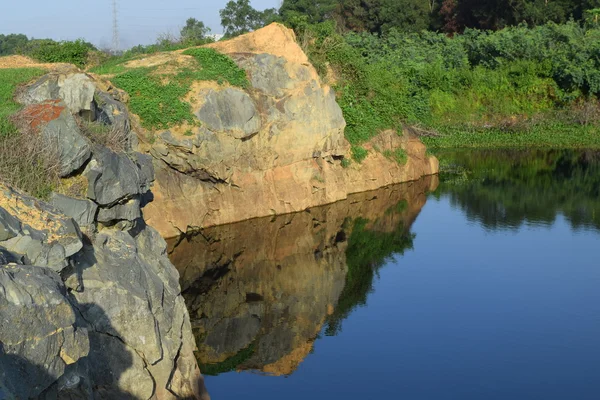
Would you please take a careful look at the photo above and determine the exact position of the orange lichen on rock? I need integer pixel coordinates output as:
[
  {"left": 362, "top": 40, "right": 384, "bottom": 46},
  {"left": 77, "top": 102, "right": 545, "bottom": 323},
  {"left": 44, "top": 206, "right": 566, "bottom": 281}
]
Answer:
[{"left": 19, "top": 100, "right": 65, "bottom": 130}]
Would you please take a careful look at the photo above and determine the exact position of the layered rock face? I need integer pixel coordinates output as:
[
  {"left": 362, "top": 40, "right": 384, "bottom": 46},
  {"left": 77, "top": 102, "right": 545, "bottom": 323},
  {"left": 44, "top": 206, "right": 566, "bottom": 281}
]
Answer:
[
  {"left": 140, "top": 23, "right": 439, "bottom": 238},
  {"left": 0, "top": 71, "right": 207, "bottom": 399},
  {"left": 168, "top": 176, "right": 437, "bottom": 376}
]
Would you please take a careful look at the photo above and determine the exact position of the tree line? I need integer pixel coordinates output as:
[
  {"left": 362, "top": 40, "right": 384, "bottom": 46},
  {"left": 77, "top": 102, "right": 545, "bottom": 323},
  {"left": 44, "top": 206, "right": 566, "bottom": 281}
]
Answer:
[{"left": 218, "top": 0, "right": 600, "bottom": 36}]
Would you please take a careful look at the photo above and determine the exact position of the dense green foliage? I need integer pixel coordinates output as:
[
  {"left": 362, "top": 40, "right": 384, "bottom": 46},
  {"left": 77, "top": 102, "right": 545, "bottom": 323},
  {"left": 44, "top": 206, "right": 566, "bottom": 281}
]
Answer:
[
  {"left": 279, "top": 0, "right": 600, "bottom": 33},
  {"left": 0, "top": 34, "right": 29, "bottom": 56},
  {"left": 435, "top": 149, "right": 600, "bottom": 231},
  {"left": 325, "top": 209, "right": 415, "bottom": 336},
  {"left": 297, "top": 21, "right": 600, "bottom": 149},
  {"left": 18, "top": 39, "right": 96, "bottom": 68},
  {"left": 109, "top": 48, "right": 248, "bottom": 130}
]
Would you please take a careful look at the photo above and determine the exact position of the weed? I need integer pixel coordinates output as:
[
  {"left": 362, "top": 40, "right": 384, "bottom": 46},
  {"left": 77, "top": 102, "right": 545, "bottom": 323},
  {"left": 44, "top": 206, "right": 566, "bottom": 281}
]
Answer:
[
  {"left": 78, "top": 120, "right": 129, "bottom": 152},
  {"left": 383, "top": 148, "right": 408, "bottom": 165},
  {"left": 341, "top": 158, "right": 351, "bottom": 168},
  {"left": 351, "top": 145, "right": 368, "bottom": 163},
  {"left": 183, "top": 129, "right": 193, "bottom": 136}
]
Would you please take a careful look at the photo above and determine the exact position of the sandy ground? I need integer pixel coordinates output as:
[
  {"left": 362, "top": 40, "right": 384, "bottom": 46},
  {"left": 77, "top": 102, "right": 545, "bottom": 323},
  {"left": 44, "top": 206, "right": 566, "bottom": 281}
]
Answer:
[{"left": 0, "top": 55, "right": 73, "bottom": 70}]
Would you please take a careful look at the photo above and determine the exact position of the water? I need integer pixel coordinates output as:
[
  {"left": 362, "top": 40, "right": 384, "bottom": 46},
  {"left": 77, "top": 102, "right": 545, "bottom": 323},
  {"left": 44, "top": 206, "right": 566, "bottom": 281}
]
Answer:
[{"left": 168, "top": 149, "right": 600, "bottom": 400}]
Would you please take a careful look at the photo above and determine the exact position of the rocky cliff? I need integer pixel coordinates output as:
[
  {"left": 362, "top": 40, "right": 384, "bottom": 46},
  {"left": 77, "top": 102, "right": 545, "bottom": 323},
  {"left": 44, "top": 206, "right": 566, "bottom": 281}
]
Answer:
[
  {"left": 168, "top": 176, "right": 437, "bottom": 376},
  {"left": 0, "top": 69, "right": 208, "bottom": 399},
  {"left": 122, "top": 23, "right": 439, "bottom": 238}
]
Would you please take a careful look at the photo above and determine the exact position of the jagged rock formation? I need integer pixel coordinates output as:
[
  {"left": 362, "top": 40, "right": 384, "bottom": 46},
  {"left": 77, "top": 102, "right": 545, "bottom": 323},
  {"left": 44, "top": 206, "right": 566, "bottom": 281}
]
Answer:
[
  {"left": 131, "top": 23, "right": 439, "bottom": 238},
  {"left": 0, "top": 71, "right": 207, "bottom": 399},
  {"left": 168, "top": 176, "right": 437, "bottom": 376}
]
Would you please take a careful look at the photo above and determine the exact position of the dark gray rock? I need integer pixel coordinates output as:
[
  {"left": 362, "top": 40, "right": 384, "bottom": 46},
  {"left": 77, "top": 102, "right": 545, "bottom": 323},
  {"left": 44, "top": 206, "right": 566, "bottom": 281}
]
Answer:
[
  {"left": 50, "top": 193, "right": 98, "bottom": 228},
  {"left": 93, "top": 90, "right": 131, "bottom": 145},
  {"left": 0, "top": 264, "right": 90, "bottom": 400},
  {"left": 42, "top": 106, "right": 92, "bottom": 177},
  {"left": 84, "top": 147, "right": 145, "bottom": 206},
  {"left": 97, "top": 197, "right": 141, "bottom": 223},
  {"left": 196, "top": 88, "right": 261, "bottom": 139}
]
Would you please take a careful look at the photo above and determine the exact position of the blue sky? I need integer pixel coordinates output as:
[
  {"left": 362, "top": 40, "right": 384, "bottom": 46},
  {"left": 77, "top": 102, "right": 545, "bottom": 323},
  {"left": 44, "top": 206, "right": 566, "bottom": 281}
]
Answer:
[{"left": 0, "top": 0, "right": 280, "bottom": 50}]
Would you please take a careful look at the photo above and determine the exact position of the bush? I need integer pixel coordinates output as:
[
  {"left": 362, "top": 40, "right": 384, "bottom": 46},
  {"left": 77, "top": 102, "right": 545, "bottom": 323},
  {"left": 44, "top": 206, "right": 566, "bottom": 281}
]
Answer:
[
  {"left": 295, "top": 21, "right": 600, "bottom": 149},
  {"left": 19, "top": 39, "right": 96, "bottom": 68}
]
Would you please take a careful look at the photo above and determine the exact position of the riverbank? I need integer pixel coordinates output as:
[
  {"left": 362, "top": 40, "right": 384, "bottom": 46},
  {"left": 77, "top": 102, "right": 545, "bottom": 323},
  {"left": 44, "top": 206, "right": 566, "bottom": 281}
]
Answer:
[{"left": 297, "top": 21, "right": 600, "bottom": 152}]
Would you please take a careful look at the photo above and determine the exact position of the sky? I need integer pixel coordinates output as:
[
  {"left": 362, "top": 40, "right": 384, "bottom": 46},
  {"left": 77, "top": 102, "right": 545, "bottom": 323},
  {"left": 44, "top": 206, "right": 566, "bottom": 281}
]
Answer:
[{"left": 0, "top": 0, "right": 280, "bottom": 50}]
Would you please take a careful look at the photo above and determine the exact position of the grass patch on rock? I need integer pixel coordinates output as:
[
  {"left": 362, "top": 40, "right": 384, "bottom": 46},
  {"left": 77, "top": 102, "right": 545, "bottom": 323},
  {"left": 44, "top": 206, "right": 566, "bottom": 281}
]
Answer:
[
  {"left": 383, "top": 148, "right": 408, "bottom": 165},
  {"left": 107, "top": 48, "right": 248, "bottom": 130},
  {"left": 0, "top": 68, "right": 45, "bottom": 136}
]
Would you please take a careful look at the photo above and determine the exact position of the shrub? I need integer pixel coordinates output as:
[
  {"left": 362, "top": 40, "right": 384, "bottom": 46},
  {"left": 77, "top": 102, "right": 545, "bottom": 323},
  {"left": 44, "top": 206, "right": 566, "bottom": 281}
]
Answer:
[{"left": 19, "top": 39, "right": 96, "bottom": 68}]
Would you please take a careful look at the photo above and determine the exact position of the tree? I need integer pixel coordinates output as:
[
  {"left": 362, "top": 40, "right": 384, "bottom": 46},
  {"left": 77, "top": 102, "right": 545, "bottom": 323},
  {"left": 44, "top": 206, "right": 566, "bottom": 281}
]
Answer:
[
  {"left": 280, "top": 0, "right": 339, "bottom": 24},
  {"left": 336, "top": 0, "right": 431, "bottom": 33},
  {"left": 0, "top": 34, "right": 29, "bottom": 56},
  {"left": 180, "top": 18, "right": 211, "bottom": 43},
  {"left": 220, "top": 0, "right": 263, "bottom": 37}
]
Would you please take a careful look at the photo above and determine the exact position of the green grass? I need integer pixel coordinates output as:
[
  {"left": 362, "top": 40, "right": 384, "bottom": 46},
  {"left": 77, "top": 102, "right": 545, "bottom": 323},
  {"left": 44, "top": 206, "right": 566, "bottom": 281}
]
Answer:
[
  {"left": 106, "top": 48, "right": 248, "bottom": 130},
  {"left": 351, "top": 145, "right": 368, "bottom": 163},
  {"left": 383, "top": 148, "right": 408, "bottom": 165},
  {"left": 111, "top": 67, "right": 194, "bottom": 130},
  {"left": 423, "top": 122, "right": 600, "bottom": 150},
  {"left": 0, "top": 68, "right": 45, "bottom": 136},
  {"left": 181, "top": 48, "right": 249, "bottom": 88}
]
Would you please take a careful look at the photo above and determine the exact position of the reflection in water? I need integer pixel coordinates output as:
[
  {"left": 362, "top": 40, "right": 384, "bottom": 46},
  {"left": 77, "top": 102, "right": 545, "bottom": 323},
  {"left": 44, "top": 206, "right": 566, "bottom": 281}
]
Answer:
[
  {"left": 167, "top": 176, "right": 438, "bottom": 376},
  {"left": 435, "top": 149, "right": 600, "bottom": 231}
]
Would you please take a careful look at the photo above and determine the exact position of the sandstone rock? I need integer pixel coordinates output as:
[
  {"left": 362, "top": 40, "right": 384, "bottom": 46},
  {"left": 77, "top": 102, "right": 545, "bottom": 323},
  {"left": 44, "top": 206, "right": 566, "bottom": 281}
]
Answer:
[
  {"left": 50, "top": 193, "right": 98, "bottom": 228},
  {"left": 0, "top": 182, "right": 83, "bottom": 271},
  {"left": 0, "top": 264, "right": 89, "bottom": 399},
  {"left": 196, "top": 88, "right": 261, "bottom": 139}
]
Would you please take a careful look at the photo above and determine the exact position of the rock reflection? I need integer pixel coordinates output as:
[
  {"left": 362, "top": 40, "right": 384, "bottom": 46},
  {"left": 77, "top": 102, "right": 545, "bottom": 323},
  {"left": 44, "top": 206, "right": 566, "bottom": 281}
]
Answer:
[{"left": 167, "top": 176, "right": 438, "bottom": 376}]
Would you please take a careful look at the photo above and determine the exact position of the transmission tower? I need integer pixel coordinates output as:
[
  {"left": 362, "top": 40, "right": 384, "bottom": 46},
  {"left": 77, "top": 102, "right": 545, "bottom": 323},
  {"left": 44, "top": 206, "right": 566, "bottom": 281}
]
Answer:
[{"left": 112, "top": 0, "right": 120, "bottom": 54}]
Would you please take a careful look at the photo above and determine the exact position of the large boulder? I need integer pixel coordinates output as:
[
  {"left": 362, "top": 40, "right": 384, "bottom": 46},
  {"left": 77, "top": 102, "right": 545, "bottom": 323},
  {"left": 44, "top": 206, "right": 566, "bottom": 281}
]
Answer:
[
  {"left": 139, "top": 24, "right": 439, "bottom": 237},
  {"left": 17, "top": 72, "right": 96, "bottom": 115},
  {"left": 21, "top": 100, "right": 92, "bottom": 177}
]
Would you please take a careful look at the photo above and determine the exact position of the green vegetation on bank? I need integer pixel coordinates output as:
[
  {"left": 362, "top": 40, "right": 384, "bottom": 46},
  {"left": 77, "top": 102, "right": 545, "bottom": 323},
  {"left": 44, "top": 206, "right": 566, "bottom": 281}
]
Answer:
[
  {"left": 295, "top": 20, "right": 600, "bottom": 150},
  {"left": 108, "top": 48, "right": 248, "bottom": 130}
]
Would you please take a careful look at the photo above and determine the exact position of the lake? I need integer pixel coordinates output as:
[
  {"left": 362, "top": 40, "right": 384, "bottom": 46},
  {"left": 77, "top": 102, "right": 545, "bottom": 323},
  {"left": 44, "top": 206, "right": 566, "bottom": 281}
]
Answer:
[{"left": 168, "top": 149, "right": 600, "bottom": 400}]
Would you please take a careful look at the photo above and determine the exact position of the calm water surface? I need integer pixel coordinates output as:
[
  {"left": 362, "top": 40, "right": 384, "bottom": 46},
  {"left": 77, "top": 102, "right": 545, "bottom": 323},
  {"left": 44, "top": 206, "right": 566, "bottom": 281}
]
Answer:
[{"left": 169, "top": 149, "right": 600, "bottom": 400}]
